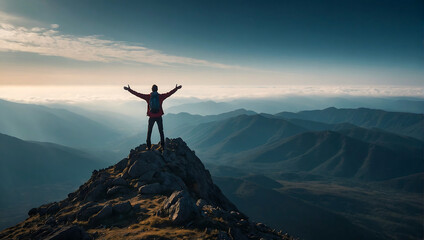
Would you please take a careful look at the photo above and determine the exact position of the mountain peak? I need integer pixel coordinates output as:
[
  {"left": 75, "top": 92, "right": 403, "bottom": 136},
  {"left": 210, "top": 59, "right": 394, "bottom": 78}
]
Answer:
[{"left": 1, "top": 138, "right": 291, "bottom": 239}]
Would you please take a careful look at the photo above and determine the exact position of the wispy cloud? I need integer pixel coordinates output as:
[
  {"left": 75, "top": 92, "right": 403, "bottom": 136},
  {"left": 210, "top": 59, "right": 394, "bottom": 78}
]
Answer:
[{"left": 0, "top": 21, "right": 239, "bottom": 69}]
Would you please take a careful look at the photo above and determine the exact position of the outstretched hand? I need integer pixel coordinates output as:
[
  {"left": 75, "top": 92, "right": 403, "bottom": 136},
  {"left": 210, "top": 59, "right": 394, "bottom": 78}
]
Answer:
[
  {"left": 124, "top": 84, "right": 131, "bottom": 91},
  {"left": 176, "top": 84, "right": 182, "bottom": 90}
]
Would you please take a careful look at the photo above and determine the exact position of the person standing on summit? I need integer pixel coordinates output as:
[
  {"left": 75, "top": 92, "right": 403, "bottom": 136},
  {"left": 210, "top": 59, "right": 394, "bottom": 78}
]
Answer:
[{"left": 124, "top": 84, "right": 182, "bottom": 150}]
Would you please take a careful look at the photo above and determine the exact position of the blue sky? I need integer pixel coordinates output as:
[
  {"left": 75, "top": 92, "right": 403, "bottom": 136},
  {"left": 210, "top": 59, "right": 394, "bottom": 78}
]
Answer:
[{"left": 0, "top": 0, "right": 423, "bottom": 89}]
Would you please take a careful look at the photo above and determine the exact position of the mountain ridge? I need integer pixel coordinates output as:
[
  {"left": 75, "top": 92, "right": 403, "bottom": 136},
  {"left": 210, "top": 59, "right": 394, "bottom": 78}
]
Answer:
[
  {"left": 232, "top": 130, "right": 423, "bottom": 181},
  {"left": 276, "top": 107, "right": 424, "bottom": 140}
]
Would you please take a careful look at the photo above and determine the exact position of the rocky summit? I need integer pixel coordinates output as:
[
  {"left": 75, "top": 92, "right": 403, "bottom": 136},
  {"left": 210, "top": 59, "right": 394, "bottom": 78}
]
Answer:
[{"left": 0, "top": 138, "right": 292, "bottom": 240}]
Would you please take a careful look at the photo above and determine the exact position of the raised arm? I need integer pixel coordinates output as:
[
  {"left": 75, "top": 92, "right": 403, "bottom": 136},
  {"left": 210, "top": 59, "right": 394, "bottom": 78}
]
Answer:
[
  {"left": 124, "top": 85, "right": 149, "bottom": 101},
  {"left": 161, "top": 84, "right": 182, "bottom": 100}
]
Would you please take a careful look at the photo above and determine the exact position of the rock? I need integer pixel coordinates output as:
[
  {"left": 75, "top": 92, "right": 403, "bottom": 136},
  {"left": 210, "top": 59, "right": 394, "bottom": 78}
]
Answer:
[
  {"left": 29, "top": 201, "right": 59, "bottom": 216},
  {"left": 28, "top": 207, "right": 38, "bottom": 216},
  {"left": 106, "top": 186, "right": 129, "bottom": 196},
  {"left": 230, "top": 210, "right": 247, "bottom": 221},
  {"left": 77, "top": 205, "right": 102, "bottom": 221},
  {"left": 88, "top": 204, "right": 112, "bottom": 226},
  {"left": 160, "top": 190, "right": 199, "bottom": 224},
  {"left": 45, "top": 217, "right": 56, "bottom": 226},
  {"left": 160, "top": 172, "right": 187, "bottom": 192},
  {"left": 138, "top": 183, "right": 163, "bottom": 194},
  {"left": 114, "top": 158, "right": 128, "bottom": 172},
  {"left": 196, "top": 199, "right": 207, "bottom": 209},
  {"left": 84, "top": 182, "right": 106, "bottom": 202},
  {"left": 127, "top": 151, "right": 164, "bottom": 178},
  {"left": 45, "top": 225, "right": 89, "bottom": 240},
  {"left": 134, "top": 180, "right": 146, "bottom": 188},
  {"left": 256, "top": 222, "right": 271, "bottom": 232},
  {"left": 238, "top": 218, "right": 250, "bottom": 228},
  {"left": 139, "top": 170, "right": 156, "bottom": 182},
  {"left": 111, "top": 177, "right": 128, "bottom": 186},
  {"left": 56, "top": 212, "right": 76, "bottom": 224},
  {"left": 113, "top": 201, "right": 132, "bottom": 214},
  {"left": 46, "top": 202, "right": 60, "bottom": 214}
]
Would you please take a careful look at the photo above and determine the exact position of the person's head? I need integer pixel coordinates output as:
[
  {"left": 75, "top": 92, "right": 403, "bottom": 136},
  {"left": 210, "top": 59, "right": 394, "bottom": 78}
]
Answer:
[{"left": 152, "top": 84, "right": 158, "bottom": 92}]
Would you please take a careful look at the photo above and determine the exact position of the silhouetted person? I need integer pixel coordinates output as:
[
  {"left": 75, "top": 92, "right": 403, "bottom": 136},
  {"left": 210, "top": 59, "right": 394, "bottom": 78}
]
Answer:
[{"left": 124, "top": 84, "right": 182, "bottom": 150}]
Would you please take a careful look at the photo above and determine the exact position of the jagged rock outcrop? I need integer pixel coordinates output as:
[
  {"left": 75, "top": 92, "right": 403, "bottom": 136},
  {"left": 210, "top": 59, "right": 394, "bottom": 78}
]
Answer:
[{"left": 0, "top": 138, "right": 292, "bottom": 240}]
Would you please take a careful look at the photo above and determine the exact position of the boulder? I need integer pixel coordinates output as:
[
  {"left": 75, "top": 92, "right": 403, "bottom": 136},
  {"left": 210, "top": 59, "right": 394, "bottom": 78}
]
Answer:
[
  {"left": 106, "top": 186, "right": 129, "bottom": 196},
  {"left": 160, "top": 172, "right": 187, "bottom": 192},
  {"left": 88, "top": 204, "right": 112, "bottom": 226},
  {"left": 46, "top": 202, "right": 60, "bottom": 214},
  {"left": 114, "top": 158, "right": 129, "bottom": 172},
  {"left": 45, "top": 217, "right": 56, "bottom": 226},
  {"left": 134, "top": 180, "right": 146, "bottom": 188},
  {"left": 160, "top": 190, "right": 199, "bottom": 224},
  {"left": 113, "top": 201, "right": 132, "bottom": 214},
  {"left": 127, "top": 151, "right": 164, "bottom": 178},
  {"left": 28, "top": 207, "right": 38, "bottom": 216},
  {"left": 138, "top": 170, "right": 156, "bottom": 182},
  {"left": 56, "top": 212, "right": 76, "bottom": 224},
  {"left": 76, "top": 205, "right": 102, "bottom": 221},
  {"left": 138, "top": 183, "right": 163, "bottom": 194},
  {"left": 84, "top": 182, "right": 106, "bottom": 202},
  {"left": 111, "top": 177, "right": 128, "bottom": 186}
]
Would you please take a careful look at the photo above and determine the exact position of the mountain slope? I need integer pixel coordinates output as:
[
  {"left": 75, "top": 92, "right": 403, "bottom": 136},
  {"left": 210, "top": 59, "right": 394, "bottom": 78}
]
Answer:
[
  {"left": 0, "top": 133, "right": 104, "bottom": 187},
  {"left": 179, "top": 114, "right": 307, "bottom": 156},
  {"left": 281, "top": 117, "right": 424, "bottom": 158},
  {"left": 0, "top": 99, "right": 120, "bottom": 148},
  {"left": 276, "top": 107, "right": 424, "bottom": 140},
  {"left": 0, "top": 139, "right": 291, "bottom": 240},
  {"left": 214, "top": 176, "right": 384, "bottom": 240},
  {"left": 0, "top": 133, "right": 106, "bottom": 230},
  {"left": 234, "top": 131, "right": 423, "bottom": 180}
]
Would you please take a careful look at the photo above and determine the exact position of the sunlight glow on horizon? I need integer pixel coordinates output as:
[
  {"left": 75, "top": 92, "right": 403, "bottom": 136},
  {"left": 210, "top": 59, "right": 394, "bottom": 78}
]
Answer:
[{"left": 0, "top": 85, "right": 422, "bottom": 104}]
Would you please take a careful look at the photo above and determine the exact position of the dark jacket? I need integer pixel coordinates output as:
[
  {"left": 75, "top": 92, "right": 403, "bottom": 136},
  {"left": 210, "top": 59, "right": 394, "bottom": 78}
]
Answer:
[{"left": 128, "top": 87, "right": 178, "bottom": 117}]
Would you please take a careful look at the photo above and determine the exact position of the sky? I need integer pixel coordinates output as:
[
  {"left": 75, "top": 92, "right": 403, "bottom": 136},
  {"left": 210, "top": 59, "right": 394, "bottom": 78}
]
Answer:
[{"left": 0, "top": 0, "right": 423, "bottom": 100}]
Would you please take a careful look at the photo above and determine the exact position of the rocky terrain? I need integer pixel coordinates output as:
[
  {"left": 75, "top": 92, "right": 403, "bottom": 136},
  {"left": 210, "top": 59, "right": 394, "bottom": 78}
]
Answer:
[{"left": 0, "top": 138, "right": 291, "bottom": 240}]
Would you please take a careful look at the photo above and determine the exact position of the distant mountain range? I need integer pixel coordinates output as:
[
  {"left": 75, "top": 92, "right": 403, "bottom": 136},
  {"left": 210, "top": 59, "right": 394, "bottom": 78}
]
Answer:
[
  {"left": 0, "top": 99, "right": 120, "bottom": 148},
  {"left": 164, "top": 108, "right": 256, "bottom": 129},
  {"left": 167, "top": 109, "right": 423, "bottom": 182},
  {"left": 174, "top": 114, "right": 307, "bottom": 155},
  {"left": 276, "top": 107, "right": 424, "bottom": 140},
  {"left": 166, "top": 97, "right": 424, "bottom": 115}
]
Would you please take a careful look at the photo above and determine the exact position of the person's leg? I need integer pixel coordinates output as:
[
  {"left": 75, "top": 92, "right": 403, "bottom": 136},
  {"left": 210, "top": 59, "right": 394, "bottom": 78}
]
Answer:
[
  {"left": 146, "top": 117, "right": 155, "bottom": 149},
  {"left": 157, "top": 117, "right": 165, "bottom": 147}
]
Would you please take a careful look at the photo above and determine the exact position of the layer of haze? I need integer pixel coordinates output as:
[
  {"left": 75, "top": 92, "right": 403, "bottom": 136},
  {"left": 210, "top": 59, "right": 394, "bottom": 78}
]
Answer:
[{"left": 1, "top": 85, "right": 423, "bottom": 104}]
